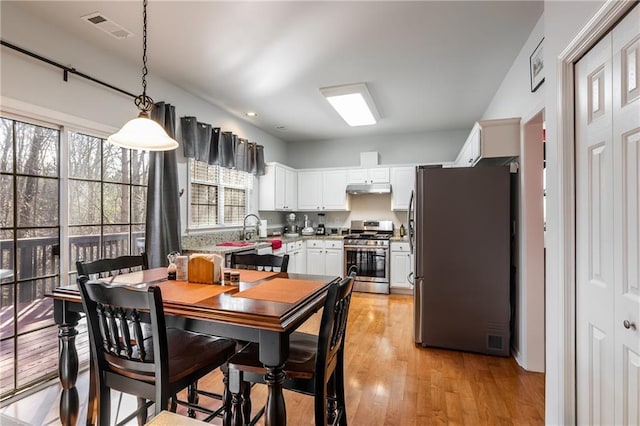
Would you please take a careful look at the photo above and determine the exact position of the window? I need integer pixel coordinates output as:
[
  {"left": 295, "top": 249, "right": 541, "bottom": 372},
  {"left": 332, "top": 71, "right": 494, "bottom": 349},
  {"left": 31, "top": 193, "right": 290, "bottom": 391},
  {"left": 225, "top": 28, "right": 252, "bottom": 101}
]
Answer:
[
  {"left": 189, "top": 160, "right": 252, "bottom": 228},
  {"left": 68, "top": 131, "right": 148, "bottom": 279},
  {"left": 0, "top": 116, "right": 148, "bottom": 399}
]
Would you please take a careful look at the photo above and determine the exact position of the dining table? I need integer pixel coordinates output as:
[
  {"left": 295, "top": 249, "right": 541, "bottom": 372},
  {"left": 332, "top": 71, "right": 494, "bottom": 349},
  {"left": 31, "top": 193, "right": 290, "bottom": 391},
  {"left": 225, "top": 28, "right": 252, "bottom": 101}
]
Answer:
[{"left": 47, "top": 267, "right": 339, "bottom": 426}]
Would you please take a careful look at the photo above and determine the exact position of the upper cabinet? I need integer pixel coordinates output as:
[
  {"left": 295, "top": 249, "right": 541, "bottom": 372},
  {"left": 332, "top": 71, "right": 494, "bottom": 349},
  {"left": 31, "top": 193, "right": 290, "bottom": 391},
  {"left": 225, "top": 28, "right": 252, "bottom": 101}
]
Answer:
[
  {"left": 390, "top": 166, "right": 415, "bottom": 210},
  {"left": 259, "top": 163, "right": 297, "bottom": 211},
  {"left": 454, "top": 118, "right": 521, "bottom": 167},
  {"left": 347, "top": 167, "right": 390, "bottom": 184},
  {"left": 298, "top": 169, "right": 349, "bottom": 211}
]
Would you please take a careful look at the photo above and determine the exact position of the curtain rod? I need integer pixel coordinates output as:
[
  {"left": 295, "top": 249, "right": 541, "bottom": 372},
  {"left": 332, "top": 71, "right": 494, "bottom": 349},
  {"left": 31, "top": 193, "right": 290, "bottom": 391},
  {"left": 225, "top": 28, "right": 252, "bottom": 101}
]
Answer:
[{"left": 1, "top": 39, "right": 137, "bottom": 99}]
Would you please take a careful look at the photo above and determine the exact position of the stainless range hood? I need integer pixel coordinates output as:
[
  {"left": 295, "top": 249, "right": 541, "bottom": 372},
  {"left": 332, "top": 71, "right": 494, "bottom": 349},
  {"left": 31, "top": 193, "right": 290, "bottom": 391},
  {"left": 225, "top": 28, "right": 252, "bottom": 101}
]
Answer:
[{"left": 345, "top": 182, "right": 392, "bottom": 194}]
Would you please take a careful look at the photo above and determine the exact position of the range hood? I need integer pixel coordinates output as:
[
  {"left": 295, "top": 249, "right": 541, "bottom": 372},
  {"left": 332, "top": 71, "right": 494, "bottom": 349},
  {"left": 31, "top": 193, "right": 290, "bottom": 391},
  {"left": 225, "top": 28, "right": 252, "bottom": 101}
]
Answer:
[{"left": 345, "top": 183, "right": 392, "bottom": 194}]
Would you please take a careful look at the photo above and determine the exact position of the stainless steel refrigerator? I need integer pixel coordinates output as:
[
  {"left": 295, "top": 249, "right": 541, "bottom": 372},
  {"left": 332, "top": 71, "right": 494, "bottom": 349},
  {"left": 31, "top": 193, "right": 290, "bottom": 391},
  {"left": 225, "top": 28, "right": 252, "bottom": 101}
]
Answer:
[{"left": 408, "top": 165, "right": 512, "bottom": 356}]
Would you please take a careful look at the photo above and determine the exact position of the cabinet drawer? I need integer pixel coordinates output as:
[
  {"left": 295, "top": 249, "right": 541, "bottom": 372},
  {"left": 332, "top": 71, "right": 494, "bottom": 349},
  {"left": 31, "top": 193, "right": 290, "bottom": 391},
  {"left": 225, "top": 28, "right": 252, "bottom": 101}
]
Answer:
[
  {"left": 325, "top": 240, "right": 343, "bottom": 250},
  {"left": 391, "top": 242, "right": 410, "bottom": 252},
  {"left": 306, "top": 239, "right": 324, "bottom": 249},
  {"left": 295, "top": 240, "right": 304, "bottom": 250}
]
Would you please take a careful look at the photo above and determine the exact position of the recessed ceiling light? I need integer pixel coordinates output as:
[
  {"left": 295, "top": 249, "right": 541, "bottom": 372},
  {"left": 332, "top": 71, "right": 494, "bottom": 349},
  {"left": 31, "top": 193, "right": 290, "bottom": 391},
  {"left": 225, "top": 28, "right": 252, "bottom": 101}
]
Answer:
[
  {"left": 320, "top": 83, "right": 379, "bottom": 127},
  {"left": 276, "top": 126, "right": 286, "bottom": 130},
  {"left": 245, "top": 112, "right": 257, "bottom": 117}
]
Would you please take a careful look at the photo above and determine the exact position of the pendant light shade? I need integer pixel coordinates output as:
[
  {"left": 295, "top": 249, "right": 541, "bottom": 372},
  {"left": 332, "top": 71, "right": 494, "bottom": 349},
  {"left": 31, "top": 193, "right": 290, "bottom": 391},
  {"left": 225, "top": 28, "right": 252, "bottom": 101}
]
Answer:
[
  {"left": 107, "top": 0, "right": 178, "bottom": 151},
  {"left": 108, "top": 113, "right": 179, "bottom": 151}
]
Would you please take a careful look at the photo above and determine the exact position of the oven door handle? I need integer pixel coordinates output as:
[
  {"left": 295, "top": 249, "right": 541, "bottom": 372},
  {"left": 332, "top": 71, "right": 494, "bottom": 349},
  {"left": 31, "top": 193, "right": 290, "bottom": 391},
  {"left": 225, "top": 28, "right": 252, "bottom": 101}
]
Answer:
[{"left": 344, "top": 246, "right": 389, "bottom": 251}]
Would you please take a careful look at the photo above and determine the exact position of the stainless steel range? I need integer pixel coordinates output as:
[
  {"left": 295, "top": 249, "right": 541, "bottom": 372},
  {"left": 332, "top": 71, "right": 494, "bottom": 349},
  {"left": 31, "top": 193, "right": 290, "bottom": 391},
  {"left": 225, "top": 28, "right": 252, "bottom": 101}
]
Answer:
[{"left": 343, "top": 220, "right": 393, "bottom": 294}]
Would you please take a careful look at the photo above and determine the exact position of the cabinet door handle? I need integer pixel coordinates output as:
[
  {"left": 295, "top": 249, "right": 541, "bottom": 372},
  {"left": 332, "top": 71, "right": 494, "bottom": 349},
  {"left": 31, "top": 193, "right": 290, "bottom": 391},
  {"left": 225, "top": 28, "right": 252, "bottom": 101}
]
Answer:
[{"left": 623, "top": 320, "right": 636, "bottom": 330}]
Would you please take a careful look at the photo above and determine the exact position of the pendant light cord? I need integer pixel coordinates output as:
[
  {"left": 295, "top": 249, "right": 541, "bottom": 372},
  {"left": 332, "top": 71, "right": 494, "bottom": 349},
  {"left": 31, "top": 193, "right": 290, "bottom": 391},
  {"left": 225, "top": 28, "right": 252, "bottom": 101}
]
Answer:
[{"left": 135, "top": 0, "right": 154, "bottom": 115}]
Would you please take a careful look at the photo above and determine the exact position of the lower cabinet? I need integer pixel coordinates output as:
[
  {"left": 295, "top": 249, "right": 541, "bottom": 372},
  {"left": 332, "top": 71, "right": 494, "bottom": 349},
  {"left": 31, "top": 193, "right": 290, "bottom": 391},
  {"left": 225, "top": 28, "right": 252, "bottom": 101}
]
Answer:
[
  {"left": 390, "top": 242, "right": 413, "bottom": 291},
  {"left": 306, "top": 239, "right": 343, "bottom": 276},
  {"left": 286, "top": 240, "right": 306, "bottom": 273}
]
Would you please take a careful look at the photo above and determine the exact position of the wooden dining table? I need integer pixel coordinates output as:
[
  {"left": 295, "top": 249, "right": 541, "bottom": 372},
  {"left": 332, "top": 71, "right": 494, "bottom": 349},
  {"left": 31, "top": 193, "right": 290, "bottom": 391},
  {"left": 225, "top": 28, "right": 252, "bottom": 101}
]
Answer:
[{"left": 47, "top": 267, "right": 339, "bottom": 426}]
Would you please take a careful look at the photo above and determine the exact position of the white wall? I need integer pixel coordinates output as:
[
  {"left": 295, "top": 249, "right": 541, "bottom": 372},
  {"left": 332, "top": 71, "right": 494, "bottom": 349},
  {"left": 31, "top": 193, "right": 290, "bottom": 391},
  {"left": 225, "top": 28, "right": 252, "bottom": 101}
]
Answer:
[
  {"left": 480, "top": 15, "right": 546, "bottom": 374},
  {"left": 0, "top": 2, "right": 288, "bottom": 232},
  {"left": 285, "top": 129, "right": 467, "bottom": 169}
]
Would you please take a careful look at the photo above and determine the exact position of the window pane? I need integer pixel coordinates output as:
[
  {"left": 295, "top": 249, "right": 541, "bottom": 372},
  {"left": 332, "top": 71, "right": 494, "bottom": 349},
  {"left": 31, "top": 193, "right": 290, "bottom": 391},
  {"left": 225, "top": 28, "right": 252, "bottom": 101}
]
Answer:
[
  {"left": 132, "top": 225, "right": 145, "bottom": 255},
  {"left": 15, "top": 122, "right": 57, "bottom": 177},
  {"left": 131, "top": 185, "right": 146, "bottom": 224},
  {"left": 0, "top": 338, "right": 15, "bottom": 396},
  {"left": 191, "top": 183, "right": 217, "bottom": 226},
  {"left": 223, "top": 188, "right": 246, "bottom": 224},
  {"left": 103, "top": 183, "right": 130, "bottom": 224},
  {"left": 0, "top": 284, "right": 14, "bottom": 339},
  {"left": 103, "top": 143, "right": 130, "bottom": 184},
  {"left": 16, "top": 326, "right": 57, "bottom": 387},
  {"left": 191, "top": 161, "right": 218, "bottom": 182},
  {"left": 0, "top": 175, "right": 13, "bottom": 228},
  {"left": 221, "top": 168, "right": 250, "bottom": 187},
  {"left": 15, "top": 176, "right": 58, "bottom": 227},
  {"left": 103, "top": 225, "right": 130, "bottom": 258},
  {"left": 69, "top": 180, "right": 101, "bottom": 226},
  {"left": 0, "top": 118, "right": 13, "bottom": 173},
  {"left": 69, "top": 132, "right": 101, "bottom": 180},
  {"left": 69, "top": 225, "right": 101, "bottom": 266},
  {"left": 16, "top": 278, "right": 55, "bottom": 334},
  {"left": 0, "top": 230, "right": 14, "bottom": 284},
  {"left": 131, "top": 150, "right": 148, "bottom": 186},
  {"left": 16, "top": 228, "right": 58, "bottom": 281}
]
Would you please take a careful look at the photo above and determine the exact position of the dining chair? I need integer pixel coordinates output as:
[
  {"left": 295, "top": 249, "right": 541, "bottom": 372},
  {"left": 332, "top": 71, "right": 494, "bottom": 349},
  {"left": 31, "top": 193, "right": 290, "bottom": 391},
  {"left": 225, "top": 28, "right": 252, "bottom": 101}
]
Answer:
[
  {"left": 76, "top": 253, "right": 149, "bottom": 279},
  {"left": 227, "top": 271, "right": 356, "bottom": 426},
  {"left": 77, "top": 276, "right": 236, "bottom": 425},
  {"left": 229, "top": 253, "right": 289, "bottom": 272}
]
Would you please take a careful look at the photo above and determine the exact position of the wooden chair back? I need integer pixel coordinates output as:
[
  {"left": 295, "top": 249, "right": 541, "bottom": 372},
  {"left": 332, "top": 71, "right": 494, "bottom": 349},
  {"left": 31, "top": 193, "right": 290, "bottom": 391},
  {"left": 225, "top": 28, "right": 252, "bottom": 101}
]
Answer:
[
  {"left": 230, "top": 253, "right": 289, "bottom": 272},
  {"left": 77, "top": 253, "right": 149, "bottom": 279}
]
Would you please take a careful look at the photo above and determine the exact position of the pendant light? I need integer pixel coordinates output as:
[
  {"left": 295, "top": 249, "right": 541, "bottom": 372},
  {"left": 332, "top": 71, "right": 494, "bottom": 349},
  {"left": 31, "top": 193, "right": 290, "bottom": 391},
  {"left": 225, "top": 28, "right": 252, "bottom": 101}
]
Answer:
[{"left": 107, "top": 0, "right": 178, "bottom": 151}]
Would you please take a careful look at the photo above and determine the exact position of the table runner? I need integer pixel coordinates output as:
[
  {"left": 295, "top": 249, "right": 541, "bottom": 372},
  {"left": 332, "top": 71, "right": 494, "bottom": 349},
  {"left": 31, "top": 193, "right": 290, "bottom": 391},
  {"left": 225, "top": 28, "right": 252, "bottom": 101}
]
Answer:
[
  {"left": 236, "top": 269, "right": 279, "bottom": 283},
  {"left": 158, "top": 281, "right": 232, "bottom": 304},
  {"left": 232, "top": 277, "right": 326, "bottom": 304}
]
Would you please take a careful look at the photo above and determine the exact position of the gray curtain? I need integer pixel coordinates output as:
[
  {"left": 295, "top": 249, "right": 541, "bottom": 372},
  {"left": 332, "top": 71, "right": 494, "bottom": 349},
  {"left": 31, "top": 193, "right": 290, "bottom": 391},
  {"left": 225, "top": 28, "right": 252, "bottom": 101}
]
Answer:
[{"left": 145, "top": 102, "right": 181, "bottom": 268}]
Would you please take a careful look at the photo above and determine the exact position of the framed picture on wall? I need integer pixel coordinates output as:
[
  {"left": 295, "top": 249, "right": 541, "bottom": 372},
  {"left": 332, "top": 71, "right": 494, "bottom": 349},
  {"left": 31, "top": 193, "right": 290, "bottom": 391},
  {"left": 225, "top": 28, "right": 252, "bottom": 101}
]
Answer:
[{"left": 530, "top": 38, "right": 544, "bottom": 92}]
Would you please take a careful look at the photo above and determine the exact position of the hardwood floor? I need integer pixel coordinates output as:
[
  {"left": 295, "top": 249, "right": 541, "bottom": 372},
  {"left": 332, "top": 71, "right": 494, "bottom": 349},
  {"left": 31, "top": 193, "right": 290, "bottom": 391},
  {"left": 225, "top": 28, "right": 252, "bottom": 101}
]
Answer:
[{"left": 0, "top": 292, "right": 545, "bottom": 425}]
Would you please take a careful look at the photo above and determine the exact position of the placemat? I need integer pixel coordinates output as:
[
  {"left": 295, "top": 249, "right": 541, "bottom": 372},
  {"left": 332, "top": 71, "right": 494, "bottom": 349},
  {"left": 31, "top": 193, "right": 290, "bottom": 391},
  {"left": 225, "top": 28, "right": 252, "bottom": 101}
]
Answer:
[
  {"left": 232, "top": 277, "right": 326, "bottom": 304},
  {"left": 237, "top": 269, "right": 279, "bottom": 283},
  {"left": 158, "top": 281, "right": 232, "bottom": 304}
]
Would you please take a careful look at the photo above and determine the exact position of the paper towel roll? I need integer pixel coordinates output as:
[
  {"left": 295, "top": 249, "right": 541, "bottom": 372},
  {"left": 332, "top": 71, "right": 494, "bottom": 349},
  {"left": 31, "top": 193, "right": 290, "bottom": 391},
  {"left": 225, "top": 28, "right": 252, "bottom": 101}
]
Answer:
[{"left": 260, "top": 220, "right": 267, "bottom": 238}]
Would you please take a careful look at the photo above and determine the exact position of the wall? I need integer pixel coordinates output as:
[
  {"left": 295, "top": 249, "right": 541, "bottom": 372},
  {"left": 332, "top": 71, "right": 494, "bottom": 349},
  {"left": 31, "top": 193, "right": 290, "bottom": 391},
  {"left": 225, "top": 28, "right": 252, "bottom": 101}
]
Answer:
[
  {"left": 0, "top": 2, "right": 289, "bottom": 234},
  {"left": 285, "top": 129, "right": 467, "bottom": 169},
  {"left": 480, "top": 15, "right": 546, "bottom": 374}
]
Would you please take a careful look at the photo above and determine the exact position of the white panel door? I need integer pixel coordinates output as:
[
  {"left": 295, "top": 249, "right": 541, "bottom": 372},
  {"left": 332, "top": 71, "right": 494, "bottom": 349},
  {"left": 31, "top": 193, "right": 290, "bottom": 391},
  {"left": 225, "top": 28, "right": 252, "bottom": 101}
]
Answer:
[
  {"left": 576, "top": 6, "right": 640, "bottom": 425},
  {"left": 306, "top": 248, "right": 325, "bottom": 275},
  {"left": 324, "top": 249, "right": 343, "bottom": 277},
  {"left": 322, "top": 170, "right": 348, "bottom": 210}
]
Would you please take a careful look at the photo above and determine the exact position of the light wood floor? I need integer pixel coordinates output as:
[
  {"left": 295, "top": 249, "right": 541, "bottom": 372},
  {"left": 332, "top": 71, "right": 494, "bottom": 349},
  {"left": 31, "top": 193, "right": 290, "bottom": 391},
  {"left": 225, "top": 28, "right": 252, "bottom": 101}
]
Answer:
[{"left": 1, "top": 292, "right": 545, "bottom": 425}]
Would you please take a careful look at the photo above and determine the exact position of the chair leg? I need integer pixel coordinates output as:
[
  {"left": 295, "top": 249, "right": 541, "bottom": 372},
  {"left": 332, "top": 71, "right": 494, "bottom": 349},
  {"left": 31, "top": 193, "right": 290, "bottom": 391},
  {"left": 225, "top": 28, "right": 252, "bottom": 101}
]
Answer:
[
  {"left": 187, "top": 381, "right": 199, "bottom": 418},
  {"left": 136, "top": 397, "right": 148, "bottom": 426},
  {"left": 169, "top": 394, "right": 178, "bottom": 412},
  {"left": 222, "top": 366, "right": 232, "bottom": 426},
  {"left": 241, "top": 380, "right": 252, "bottom": 425},
  {"left": 314, "top": 380, "right": 328, "bottom": 426},
  {"left": 327, "top": 374, "right": 337, "bottom": 425},
  {"left": 336, "top": 354, "right": 348, "bottom": 426},
  {"left": 228, "top": 368, "right": 244, "bottom": 426},
  {"left": 98, "top": 386, "right": 111, "bottom": 426}
]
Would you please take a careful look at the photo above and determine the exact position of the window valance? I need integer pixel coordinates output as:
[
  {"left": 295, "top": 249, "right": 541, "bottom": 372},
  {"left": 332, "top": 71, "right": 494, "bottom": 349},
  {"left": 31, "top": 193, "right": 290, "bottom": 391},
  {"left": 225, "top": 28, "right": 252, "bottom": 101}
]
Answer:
[{"left": 180, "top": 116, "right": 265, "bottom": 175}]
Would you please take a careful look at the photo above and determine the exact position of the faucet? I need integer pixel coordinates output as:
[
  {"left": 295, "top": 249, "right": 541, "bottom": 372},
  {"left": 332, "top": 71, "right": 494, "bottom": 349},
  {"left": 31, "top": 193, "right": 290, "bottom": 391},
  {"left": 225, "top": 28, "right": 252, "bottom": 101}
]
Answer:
[{"left": 242, "top": 213, "right": 261, "bottom": 241}]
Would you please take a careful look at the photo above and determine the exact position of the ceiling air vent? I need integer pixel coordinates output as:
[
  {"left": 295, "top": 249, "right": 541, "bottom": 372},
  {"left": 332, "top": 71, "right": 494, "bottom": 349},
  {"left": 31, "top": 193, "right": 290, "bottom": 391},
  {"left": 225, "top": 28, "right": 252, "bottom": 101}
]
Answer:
[{"left": 81, "top": 12, "right": 133, "bottom": 39}]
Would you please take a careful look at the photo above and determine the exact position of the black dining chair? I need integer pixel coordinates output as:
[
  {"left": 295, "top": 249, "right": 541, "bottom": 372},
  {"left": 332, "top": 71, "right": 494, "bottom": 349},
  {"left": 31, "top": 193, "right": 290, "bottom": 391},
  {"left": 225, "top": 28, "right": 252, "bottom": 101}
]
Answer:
[
  {"left": 227, "top": 270, "right": 356, "bottom": 426},
  {"left": 76, "top": 253, "right": 149, "bottom": 279},
  {"left": 78, "top": 276, "right": 236, "bottom": 425},
  {"left": 229, "top": 253, "right": 289, "bottom": 272}
]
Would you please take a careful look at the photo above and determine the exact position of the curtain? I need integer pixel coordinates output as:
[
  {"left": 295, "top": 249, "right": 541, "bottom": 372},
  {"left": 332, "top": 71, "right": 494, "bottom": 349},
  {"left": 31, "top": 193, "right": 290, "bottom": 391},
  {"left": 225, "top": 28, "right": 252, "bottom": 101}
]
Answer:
[{"left": 145, "top": 102, "right": 181, "bottom": 268}]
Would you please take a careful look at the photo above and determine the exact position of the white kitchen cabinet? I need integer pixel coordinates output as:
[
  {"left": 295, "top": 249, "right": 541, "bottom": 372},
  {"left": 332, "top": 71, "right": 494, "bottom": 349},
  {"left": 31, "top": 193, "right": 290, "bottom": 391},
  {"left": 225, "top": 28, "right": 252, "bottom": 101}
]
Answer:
[
  {"left": 259, "top": 163, "right": 297, "bottom": 210},
  {"left": 285, "top": 240, "right": 305, "bottom": 273},
  {"left": 297, "top": 170, "right": 349, "bottom": 211},
  {"left": 390, "top": 166, "right": 415, "bottom": 210},
  {"left": 348, "top": 167, "right": 389, "bottom": 184},
  {"left": 390, "top": 241, "right": 413, "bottom": 290},
  {"left": 305, "top": 239, "right": 343, "bottom": 276},
  {"left": 454, "top": 118, "right": 520, "bottom": 167}
]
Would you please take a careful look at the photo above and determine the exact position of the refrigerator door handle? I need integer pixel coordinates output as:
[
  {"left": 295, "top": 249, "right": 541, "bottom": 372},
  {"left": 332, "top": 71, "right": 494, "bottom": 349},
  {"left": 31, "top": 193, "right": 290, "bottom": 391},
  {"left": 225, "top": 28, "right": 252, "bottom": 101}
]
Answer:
[{"left": 407, "top": 190, "right": 415, "bottom": 253}]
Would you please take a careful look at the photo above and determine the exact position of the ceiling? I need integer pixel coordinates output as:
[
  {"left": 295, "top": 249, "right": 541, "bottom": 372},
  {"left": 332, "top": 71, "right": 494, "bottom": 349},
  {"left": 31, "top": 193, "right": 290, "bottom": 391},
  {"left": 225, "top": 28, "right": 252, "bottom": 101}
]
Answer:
[{"left": 8, "top": 1, "right": 543, "bottom": 143}]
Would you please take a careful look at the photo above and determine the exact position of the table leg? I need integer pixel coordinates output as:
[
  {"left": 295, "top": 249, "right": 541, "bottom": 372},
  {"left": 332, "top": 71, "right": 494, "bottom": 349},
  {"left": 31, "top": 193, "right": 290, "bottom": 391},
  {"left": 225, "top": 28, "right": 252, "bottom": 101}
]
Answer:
[
  {"left": 56, "top": 310, "right": 81, "bottom": 426},
  {"left": 264, "top": 364, "right": 286, "bottom": 426}
]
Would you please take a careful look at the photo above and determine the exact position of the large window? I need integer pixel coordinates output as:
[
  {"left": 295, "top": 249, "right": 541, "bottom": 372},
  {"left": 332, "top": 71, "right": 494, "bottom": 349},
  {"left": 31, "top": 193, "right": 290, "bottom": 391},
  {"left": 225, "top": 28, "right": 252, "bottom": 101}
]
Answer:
[
  {"left": 0, "top": 116, "right": 148, "bottom": 400},
  {"left": 189, "top": 160, "right": 252, "bottom": 228}
]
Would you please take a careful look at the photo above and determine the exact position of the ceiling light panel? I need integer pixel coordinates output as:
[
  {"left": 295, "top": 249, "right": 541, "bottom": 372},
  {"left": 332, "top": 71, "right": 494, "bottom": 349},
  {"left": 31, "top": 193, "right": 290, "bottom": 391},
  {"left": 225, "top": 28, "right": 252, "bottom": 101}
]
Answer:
[{"left": 320, "top": 83, "right": 380, "bottom": 127}]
